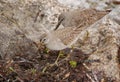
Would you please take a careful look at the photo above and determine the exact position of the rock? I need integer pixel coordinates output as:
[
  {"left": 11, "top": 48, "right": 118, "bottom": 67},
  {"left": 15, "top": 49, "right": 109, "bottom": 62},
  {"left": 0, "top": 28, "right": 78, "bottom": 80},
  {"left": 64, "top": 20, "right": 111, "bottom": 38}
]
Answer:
[
  {"left": 75, "top": 6, "right": 120, "bottom": 81},
  {"left": 0, "top": 23, "right": 39, "bottom": 59}
]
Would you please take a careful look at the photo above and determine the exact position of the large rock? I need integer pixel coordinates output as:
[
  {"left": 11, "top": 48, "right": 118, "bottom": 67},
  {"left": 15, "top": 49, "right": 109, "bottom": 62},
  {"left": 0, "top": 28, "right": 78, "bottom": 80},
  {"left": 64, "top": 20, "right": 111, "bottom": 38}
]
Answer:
[
  {"left": 0, "top": 22, "right": 39, "bottom": 59},
  {"left": 0, "top": 0, "right": 44, "bottom": 59},
  {"left": 74, "top": 6, "right": 120, "bottom": 81}
]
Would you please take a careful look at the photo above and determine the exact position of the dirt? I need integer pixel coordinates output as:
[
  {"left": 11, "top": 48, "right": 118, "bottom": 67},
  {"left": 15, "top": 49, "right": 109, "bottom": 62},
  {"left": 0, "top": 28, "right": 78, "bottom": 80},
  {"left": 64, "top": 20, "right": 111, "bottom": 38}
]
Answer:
[{"left": 0, "top": 47, "right": 116, "bottom": 82}]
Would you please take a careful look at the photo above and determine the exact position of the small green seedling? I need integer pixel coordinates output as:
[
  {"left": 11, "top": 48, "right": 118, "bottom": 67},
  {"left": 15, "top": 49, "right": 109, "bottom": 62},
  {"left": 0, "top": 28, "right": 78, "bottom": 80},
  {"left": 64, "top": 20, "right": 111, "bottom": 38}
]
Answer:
[
  {"left": 69, "top": 60, "right": 77, "bottom": 68},
  {"left": 31, "top": 68, "right": 37, "bottom": 75},
  {"left": 59, "top": 51, "right": 64, "bottom": 57},
  {"left": 44, "top": 48, "right": 49, "bottom": 53}
]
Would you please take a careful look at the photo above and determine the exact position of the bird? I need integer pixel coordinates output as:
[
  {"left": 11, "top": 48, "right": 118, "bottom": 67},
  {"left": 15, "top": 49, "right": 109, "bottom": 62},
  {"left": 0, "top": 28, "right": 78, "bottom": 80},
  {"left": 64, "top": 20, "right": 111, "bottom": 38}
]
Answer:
[
  {"left": 40, "top": 26, "right": 84, "bottom": 50},
  {"left": 40, "top": 8, "right": 110, "bottom": 50},
  {"left": 54, "top": 8, "right": 109, "bottom": 30}
]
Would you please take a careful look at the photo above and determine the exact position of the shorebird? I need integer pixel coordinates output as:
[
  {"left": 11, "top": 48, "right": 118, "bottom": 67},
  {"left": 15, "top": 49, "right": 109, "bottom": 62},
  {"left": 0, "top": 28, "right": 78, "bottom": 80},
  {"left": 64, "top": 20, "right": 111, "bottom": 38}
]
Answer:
[
  {"left": 40, "top": 9, "right": 109, "bottom": 50},
  {"left": 40, "top": 26, "right": 84, "bottom": 50},
  {"left": 54, "top": 9, "right": 109, "bottom": 30}
]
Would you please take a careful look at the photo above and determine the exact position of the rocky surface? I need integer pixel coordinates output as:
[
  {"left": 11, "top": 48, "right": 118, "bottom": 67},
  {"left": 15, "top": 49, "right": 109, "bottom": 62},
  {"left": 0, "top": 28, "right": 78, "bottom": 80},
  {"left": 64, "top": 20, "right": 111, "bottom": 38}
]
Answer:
[
  {"left": 75, "top": 7, "right": 120, "bottom": 81},
  {"left": 0, "top": 0, "right": 120, "bottom": 81}
]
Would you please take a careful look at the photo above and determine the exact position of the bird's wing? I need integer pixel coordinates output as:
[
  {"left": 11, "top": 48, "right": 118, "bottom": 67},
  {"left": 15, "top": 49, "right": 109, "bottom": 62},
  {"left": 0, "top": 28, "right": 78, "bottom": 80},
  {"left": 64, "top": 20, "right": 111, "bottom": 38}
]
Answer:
[{"left": 53, "top": 27, "right": 83, "bottom": 45}]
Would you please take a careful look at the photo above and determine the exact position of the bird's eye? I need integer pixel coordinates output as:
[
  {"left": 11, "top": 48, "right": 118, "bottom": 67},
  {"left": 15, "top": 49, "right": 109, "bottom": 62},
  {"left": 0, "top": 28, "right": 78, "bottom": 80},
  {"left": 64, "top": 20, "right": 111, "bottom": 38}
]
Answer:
[
  {"left": 43, "top": 38, "right": 46, "bottom": 42},
  {"left": 40, "top": 38, "right": 46, "bottom": 42}
]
